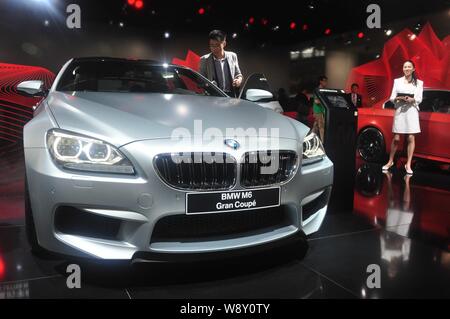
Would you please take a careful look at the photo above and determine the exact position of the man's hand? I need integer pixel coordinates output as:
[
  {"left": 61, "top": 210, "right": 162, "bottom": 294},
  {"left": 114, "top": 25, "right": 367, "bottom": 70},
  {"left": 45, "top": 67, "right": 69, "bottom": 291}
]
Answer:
[{"left": 232, "top": 77, "right": 242, "bottom": 88}]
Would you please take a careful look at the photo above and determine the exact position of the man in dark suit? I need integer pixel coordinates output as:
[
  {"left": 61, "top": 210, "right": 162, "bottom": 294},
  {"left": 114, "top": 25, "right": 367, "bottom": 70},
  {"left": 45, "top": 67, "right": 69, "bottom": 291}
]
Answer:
[
  {"left": 348, "top": 83, "right": 362, "bottom": 108},
  {"left": 199, "top": 30, "right": 243, "bottom": 97}
]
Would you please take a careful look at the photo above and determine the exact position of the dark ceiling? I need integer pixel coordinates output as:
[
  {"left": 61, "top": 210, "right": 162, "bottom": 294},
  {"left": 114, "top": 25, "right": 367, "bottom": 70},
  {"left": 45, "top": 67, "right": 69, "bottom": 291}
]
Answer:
[{"left": 2, "top": 0, "right": 449, "bottom": 45}]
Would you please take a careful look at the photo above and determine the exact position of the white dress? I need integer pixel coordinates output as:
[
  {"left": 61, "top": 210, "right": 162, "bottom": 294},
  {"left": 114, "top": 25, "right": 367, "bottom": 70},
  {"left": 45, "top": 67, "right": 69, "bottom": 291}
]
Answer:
[{"left": 389, "top": 77, "right": 423, "bottom": 134}]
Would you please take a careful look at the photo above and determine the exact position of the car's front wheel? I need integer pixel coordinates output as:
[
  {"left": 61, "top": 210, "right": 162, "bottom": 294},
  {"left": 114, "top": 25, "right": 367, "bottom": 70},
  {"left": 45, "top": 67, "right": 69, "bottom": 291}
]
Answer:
[{"left": 357, "top": 127, "right": 386, "bottom": 162}]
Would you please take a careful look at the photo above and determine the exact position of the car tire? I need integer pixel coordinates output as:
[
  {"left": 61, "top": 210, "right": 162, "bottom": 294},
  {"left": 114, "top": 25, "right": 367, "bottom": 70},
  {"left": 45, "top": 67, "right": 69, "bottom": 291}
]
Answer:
[{"left": 357, "top": 127, "right": 386, "bottom": 163}]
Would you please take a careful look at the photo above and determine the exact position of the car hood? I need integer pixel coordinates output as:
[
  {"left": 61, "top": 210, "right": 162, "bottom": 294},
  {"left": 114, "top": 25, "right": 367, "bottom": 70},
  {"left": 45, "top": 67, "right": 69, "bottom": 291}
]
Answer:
[{"left": 47, "top": 91, "right": 301, "bottom": 147}]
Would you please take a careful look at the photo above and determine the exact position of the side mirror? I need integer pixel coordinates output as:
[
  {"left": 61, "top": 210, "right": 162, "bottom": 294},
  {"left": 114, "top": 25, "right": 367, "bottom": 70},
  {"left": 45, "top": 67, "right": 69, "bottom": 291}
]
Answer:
[
  {"left": 245, "top": 89, "right": 273, "bottom": 102},
  {"left": 16, "top": 80, "right": 46, "bottom": 97}
]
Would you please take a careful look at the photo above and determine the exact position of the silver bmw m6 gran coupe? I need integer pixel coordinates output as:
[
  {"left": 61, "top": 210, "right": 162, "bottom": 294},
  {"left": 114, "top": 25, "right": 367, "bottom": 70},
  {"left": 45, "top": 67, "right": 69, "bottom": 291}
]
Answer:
[{"left": 19, "top": 57, "right": 333, "bottom": 261}]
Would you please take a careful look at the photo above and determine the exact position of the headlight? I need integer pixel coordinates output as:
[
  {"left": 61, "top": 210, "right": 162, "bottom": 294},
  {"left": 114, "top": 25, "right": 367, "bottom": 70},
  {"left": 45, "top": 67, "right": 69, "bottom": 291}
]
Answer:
[
  {"left": 302, "top": 132, "right": 325, "bottom": 165},
  {"left": 47, "top": 130, "right": 135, "bottom": 174}
]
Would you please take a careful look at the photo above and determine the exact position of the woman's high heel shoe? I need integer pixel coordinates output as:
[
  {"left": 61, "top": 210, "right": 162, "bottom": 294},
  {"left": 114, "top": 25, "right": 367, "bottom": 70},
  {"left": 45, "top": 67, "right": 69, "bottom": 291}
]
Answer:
[
  {"left": 382, "top": 162, "right": 394, "bottom": 171},
  {"left": 404, "top": 165, "right": 413, "bottom": 175}
]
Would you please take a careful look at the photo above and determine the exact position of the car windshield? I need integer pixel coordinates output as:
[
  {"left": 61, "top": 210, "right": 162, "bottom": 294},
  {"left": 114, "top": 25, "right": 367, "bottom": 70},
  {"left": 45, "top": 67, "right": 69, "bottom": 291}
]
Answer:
[{"left": 56, "top": 60, "right": 226, "bottom": 97}]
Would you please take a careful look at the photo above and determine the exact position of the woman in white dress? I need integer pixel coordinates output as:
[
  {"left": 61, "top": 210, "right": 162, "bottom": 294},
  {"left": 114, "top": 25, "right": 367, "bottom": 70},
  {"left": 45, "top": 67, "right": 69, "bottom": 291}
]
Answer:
[{"left": 382, "top": 60, "right": 423, "bottom": 175}]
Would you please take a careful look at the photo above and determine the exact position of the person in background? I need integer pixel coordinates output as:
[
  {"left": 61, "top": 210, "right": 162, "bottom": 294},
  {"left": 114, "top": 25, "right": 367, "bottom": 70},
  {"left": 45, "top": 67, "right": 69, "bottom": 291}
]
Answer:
[
  {"left": 295, "top": 87, "right": 311, "bottom": 125},
  {"left": 277, "top": 88, "right": 290, "bottom": 109},
  {"left": 312, "top": 75, "right": 328, "bottom": 142},
  {"left": 382, "top": 60, "right": 423, "bottom": 175},
  {"left": 199, "top": 30, "right": 243, "bottom": 97},
  {"left": 348, "top": 83, "right": 362, "bottom": 108}
]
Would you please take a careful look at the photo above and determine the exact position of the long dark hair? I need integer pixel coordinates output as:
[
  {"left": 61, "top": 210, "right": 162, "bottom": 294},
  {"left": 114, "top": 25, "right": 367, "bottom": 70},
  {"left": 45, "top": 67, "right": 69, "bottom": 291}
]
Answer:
[{"left": 404, "top": 60, "right": 418, "bottom": 86}]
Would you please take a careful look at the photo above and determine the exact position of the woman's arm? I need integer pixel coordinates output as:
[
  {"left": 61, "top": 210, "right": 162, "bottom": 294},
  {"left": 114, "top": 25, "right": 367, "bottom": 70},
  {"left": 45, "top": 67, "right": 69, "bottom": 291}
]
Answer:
[
  {"left": 404, "top": 80, "right": 423, "bottom": 104},
  {"left": 413, "top": 80, "right": 423, "bottom": 104},
  {"left": 389, "top": 79, "right": 398, "bottom": 104}
]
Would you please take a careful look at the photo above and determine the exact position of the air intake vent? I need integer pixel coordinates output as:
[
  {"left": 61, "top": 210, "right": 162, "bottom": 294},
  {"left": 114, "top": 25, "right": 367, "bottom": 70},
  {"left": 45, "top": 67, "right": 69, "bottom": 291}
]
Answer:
[
  {"left": 54, "top": 206, "right": 121, "bottom": 240},
  {"left": 151, "top": 206, "right": 289, "bottom": 243}
]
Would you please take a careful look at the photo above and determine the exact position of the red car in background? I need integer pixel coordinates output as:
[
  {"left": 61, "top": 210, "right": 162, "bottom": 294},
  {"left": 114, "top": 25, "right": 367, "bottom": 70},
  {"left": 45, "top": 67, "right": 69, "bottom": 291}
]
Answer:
[{"left": 356, "top": 88, "right": 450, "bottom": 164}]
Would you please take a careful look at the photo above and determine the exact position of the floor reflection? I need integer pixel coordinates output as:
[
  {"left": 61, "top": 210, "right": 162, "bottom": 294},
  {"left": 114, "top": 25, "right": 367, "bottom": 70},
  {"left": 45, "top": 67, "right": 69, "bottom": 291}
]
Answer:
[{"left": 354, "top": 158, "right": 450, "bottom": 250}]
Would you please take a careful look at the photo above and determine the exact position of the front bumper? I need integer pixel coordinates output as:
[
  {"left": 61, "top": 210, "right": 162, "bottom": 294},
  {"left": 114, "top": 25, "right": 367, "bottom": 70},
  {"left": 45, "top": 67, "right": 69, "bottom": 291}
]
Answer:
[{"left": 25, "top": 138, "right": 333, "bottom": 260}]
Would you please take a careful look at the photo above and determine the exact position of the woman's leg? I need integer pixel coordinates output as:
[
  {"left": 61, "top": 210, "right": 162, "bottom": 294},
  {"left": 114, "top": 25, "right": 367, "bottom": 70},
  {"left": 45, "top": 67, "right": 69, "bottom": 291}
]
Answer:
[
  {"left": 312, "top": 113, "right": 319, "bottom": 135},
  {"left": 385, "top": 134, "right": 400, "bottom": 166},
  {"left": 312, "top": 113, "right": 324, "bottom": 141},
  {"left": 405, "top": 134, "right": 415, "bottom": 171}
]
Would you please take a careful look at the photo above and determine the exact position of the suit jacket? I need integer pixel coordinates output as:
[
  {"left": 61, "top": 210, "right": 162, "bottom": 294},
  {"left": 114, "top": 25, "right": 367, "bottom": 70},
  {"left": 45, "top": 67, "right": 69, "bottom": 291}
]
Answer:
[
  {"left": 347, "top": 93, "right": 362, "bottom": 108},
  {"left": 199, "top": 51, "right": 243, "bottom": 85}
]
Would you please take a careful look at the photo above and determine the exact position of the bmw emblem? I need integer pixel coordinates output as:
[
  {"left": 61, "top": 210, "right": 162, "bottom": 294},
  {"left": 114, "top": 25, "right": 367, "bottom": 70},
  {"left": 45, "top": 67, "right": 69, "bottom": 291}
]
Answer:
[{"left": 224, "top": 139, "right": 240, "bottom": 150}]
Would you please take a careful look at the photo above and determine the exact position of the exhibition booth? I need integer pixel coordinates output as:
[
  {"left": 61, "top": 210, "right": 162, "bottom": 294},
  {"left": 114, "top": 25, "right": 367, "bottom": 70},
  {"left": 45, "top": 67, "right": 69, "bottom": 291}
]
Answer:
[{"left": 0, "top": 0, "right": 448, "bottom": 301}]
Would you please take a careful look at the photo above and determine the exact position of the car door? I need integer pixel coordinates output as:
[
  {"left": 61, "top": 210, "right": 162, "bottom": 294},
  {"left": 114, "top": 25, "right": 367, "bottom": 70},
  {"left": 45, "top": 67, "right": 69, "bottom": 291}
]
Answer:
[{"left": 414, "top": 90, "right": 450, "bottom": 161}]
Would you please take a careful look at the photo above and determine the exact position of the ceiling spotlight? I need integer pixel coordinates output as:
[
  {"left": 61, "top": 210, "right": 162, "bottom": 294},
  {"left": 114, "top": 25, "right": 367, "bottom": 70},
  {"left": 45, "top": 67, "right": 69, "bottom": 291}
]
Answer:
[
  {"left": 272, "top": 25, "right": 280, "bottom": 31},
  {"left": 127, "top": 0, "right": 144, "bottom": 10},
  {"left": 408, "top": 33, "right": 417, "bottom": 41},
  {"left": 164, "top": 32, "right": 170, "bottom": 39},
  {"left": 385, "top": 29, "right": 392, "bottom": 36},
  {"left": 290, "top": 22, "right": 297, "bottom": 30},
  {"left": 375, "top": 54, "right": 381, "bottom": 58},
  {"left": 232, "top": 33, "right": 238, "bottom": 39},
  {"left": 44, "top": 20, "right": 50, "bottom": 27},
  {"left": 357, "top": 32, "right": 364, "bottom": 39},
  {"left": 198, "top": 8, "right": 205, "bottom": 15},
  {"left": 135, "top": 0, "right": 144, "bottom": 9},
  {"left": 119, "top": 22, "right": 124, "bottom": 28}
]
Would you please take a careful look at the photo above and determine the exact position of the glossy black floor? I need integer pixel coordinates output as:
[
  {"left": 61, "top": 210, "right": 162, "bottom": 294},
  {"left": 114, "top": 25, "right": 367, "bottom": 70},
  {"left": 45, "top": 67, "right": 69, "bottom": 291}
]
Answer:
[{"left": 0, "top": 143, "right": 449, "bottom": 299}]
